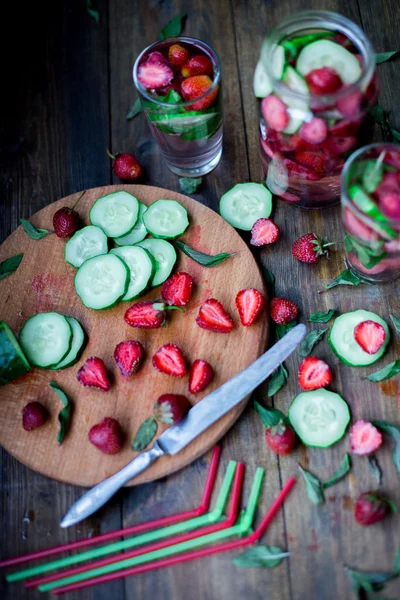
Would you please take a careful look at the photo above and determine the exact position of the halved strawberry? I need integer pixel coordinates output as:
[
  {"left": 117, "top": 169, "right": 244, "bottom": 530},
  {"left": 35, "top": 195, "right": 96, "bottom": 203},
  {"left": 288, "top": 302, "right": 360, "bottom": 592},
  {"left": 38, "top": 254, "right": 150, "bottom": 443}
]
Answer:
[
  {"left": 350, "top": 420, "right": 383, "bottom": 455},
  {"left": 261, "top": 95, "right": 289, "bottom": 132},
  {"left": 378, "top": 190, "right": 400, "bottom": 220},
  {"left": 77, "top": 357, "right": 111, "bottom": 391},
  {"left": 250, "top": 218, "right": 280, "bottom": 246},
  {"left": 298, "top": 356, "right": 332, "bottom": 391},
  {"left": 384, "top": 151, "right": 400, "bottom": 170},
  {"left": 189, "top": 359, "right": 214, "bottom": 394},
  {"left": 196, "top": 298, "right": 234, "bottom": 333},
  {"left": 343, "top": 208, "right": 379, "bottom": 242},
  {"left": 323, "top": 136, "right": 357, "bottom": 156},
  {"left": 236, "top": 289, "right": 265, "bottom": 327},
  {"left": 124, "top": 301, "right": 171, "bottom": 329},
  {"left": 260, "top": 138, "right": 277, "bottom": 160},
  {"left": 181, "top": 75, "right": 218, "bottom": 110},
  {"left": 137, "top": 52, "right": 174, "bottom": 89},
  {"left": 114, "top": 340, "right": 144, "bottom": 376},
  {"left": 299, "top": 118, "right": 328, "bottom": 144},
  {"left": 330, "top": 118, "right": 362, "bottom": 137},
  {"left": 182, "top": 55, "right": 213, "bottom": 77},
  {"left": 161, "top": 272, "right": 193, "bottom": 307},
  {"left": 294, "top": 151, "right": 327, "bottom": 177},
  {"left": 283, "top": 157, "right": 321, "bottom": 181},
  {"left": 305, "top": 67, "right": 343, "bottom": 95},
  {"left": 354, "top": 320, "right": 387, "bottom": 355},
  {"left": 168, "top": 44, "right": 190, "bottom": 70},
  {"left": 336, "top": 91, "right": 363, "bottom": 118},
  {"left": 152, "top": 344, "right": 187, "bottom": 377}
]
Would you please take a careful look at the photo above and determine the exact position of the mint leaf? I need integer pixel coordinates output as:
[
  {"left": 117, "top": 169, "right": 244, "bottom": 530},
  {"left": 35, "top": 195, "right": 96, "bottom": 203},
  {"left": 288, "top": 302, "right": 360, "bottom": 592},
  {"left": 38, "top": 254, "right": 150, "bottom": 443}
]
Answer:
[
  {"left": 86, "top": 0, "right": 100, "bottom": 23},
  {"left": 159, "top": 14, "right": 186, "bottom": 40},
  {"left": 267, "top": 364, "right": 288, "bottom": 397},
  {"left": 254, "top": 401, "right": 287, "bottom": 428},
  {"left": 261, "top": 266, "right": 275, "bottom": 297},
  {"left": 322, "top": 454, "right": 351, "bottom": 489},
  {"left": 368, "top": 455, "right": 383, "bottom": 485},
  {"left": 127, "top": 98, "right": 142, "bottom": 120},
  {"left": 179, "top": 177, "right": 202, "bottom": 194},
  {"left": 376, "top": 50, "right": 400, "bottom": 64},
  {"left": 300, "top": 328, "right": 328, "bottom": 357},
  {"left": 369, "top": 105, "right": 393, "bottom": 140},
  {"left": 390, "top": 314, "right": 400, "bottom": 334},
  {"left": 276, "top": 320, "right": 297, "bottom": 340},
  {"left": 232, "top": 545, "right": 290, "bottom": 568},
  {"left": 50, "top": 381, "right": 71, "bottom": 444},
  {"left": 372, "top": 421, "right": 400, "bottom": 473},
  {"left": 298, "top": 465, "right": 324, "bottom": 504},
  {"left": 175, "top": 241, "right": 235, "bottom": 267},
  {"left": 326, "top": 269, "right": 363, "bottom": 289},
  {"left": 0, "top": 253, "right": 23, "bottom": 281},
  {"left": 365, "top": 360, "right": 400, "bottom": 382},
  {"left": 362, "top": 151, "right": 385, "bottom": 193},
  {"left": 309, "top": 309, "right": 336, "bottom": 323},
  {"left": 392, "top": 128, "right": 400, "bottom": 142},
  {"left": 20, "top": 218, "right": 50, "bottom": 240},
  {"left": 132, "top": 418, "right": 157, "bottom": 451},
  {"left": 344, "top": 564, "right": 399, "bottom": 596}
]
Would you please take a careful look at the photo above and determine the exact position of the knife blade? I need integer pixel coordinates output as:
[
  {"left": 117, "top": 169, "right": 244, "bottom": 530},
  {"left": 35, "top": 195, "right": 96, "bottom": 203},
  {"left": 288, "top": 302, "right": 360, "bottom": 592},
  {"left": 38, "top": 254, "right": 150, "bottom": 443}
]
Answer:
[{"left": 61, "top": 323, "right": 306, "bottom": 527}]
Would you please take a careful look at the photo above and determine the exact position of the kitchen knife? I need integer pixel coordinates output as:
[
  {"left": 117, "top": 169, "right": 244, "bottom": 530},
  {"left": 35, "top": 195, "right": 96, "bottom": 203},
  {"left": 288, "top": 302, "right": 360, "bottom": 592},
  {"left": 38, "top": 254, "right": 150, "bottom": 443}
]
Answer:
[{"left": 61, "top": 323, "right": 306, "bottom": 527}]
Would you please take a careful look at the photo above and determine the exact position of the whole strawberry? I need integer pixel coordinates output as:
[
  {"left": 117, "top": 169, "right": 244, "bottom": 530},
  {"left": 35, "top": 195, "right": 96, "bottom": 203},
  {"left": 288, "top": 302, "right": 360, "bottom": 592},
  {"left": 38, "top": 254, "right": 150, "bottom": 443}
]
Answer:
[
  {"left": 88, "top": 417, "right": 124, "bottom": 455},
  {"left": 22, "top": 401, "right": 49, "bottom": 431},
  {"left": 270, "top": 297, "right": 299, "bottom": 325},
  {"left": 154, "top": 394, "right": 191, "bottom": 424},
  {"left": 292, "top": 233, "right": 335, "bottom": 264},
  {"left": 53, "top": 207, "right": 81, "bottom": 238},
  {"left": 266, "top": 423, "right": 296, "bottom": 455},
  {"left": 107, "top": 150, "right": 142, "bottom": 181},
  {"left": 354, "top": 491, "right": 394, "bottom": 526}
]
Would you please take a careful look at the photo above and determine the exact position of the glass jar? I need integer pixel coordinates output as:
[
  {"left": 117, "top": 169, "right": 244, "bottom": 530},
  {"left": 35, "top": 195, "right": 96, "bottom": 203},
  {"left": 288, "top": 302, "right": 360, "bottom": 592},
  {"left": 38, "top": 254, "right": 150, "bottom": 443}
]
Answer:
[
  {"left": 256, "top": 11, "right": 378, "bottom": 209},
  {"left": 341, "top": 142, "right": 400, "bottom": 284}
]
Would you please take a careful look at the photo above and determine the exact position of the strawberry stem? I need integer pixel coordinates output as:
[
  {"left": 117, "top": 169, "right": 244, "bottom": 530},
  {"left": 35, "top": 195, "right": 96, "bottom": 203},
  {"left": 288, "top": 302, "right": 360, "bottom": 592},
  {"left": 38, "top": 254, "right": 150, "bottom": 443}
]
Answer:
[
  {"left": 106, "top": 147, "right": 116, "bottom": 161},
  {"left": 165, "top": 306, "right": 185, "bottom": 313},
  {"left": 71, "top": 190, "right": 86, "bottom": 210}
]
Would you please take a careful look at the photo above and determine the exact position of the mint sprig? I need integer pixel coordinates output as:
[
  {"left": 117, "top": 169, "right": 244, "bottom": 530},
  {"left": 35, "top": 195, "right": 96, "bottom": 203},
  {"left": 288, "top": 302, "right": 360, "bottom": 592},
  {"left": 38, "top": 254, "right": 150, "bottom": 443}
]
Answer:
[
  {"left": 322, "top": 454, "right": 351, "bottom": 489},
  {"left": 375, "top": 50, "right": 400, "bottom": 64},
  {"left": 49, "top": 381, "right": 71, "bottom": 444},
  {"left": 390, "top": 314, "right": 400, "bottom": 335},
  {"left": 127, "top": 98, "right": 142, "bottom": 121},
  {"left": 175, "top": 241, "right": 235, "bottom": 267},
  {"left": 372, "top": 421, "right": 400, "bottom": 474},
  {"left": 267, "top": 364, "right": 288, "bottom": 397},
  {"left": 254, "top": 402, "right": 288, "bottom": 428},
  {"left": 179, "top": 177, "right": 202, "bottom": 194},
  {"left": 325, "top": 269, "right": 363, "bottom": 290},
  {"left": 300, "top": 328, "right": 328, "bottom": 357},
  {"left": 309, "top": 309, "right": 336, "bottom": 323}
]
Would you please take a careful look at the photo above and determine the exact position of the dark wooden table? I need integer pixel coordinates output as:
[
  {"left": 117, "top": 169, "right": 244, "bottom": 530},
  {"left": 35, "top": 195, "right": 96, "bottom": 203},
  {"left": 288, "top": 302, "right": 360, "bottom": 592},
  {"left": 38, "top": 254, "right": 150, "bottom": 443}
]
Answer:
[{"left": 1, "top": 1, "right": 400, "bottom": 599}]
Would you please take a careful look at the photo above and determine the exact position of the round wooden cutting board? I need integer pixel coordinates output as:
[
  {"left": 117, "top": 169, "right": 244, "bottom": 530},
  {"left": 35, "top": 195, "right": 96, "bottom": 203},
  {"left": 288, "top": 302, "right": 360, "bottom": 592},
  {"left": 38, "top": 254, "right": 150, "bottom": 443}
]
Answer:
[{"left": 0, "top": 185, "right": 268, "bottom": 487}]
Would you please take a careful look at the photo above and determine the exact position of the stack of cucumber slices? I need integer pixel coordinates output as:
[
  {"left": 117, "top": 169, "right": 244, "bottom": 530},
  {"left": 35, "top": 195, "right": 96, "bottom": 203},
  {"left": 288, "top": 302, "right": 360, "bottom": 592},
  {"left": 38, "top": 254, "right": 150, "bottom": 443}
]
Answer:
[{"left": 64, "top": 191, "right": 189, "bottom": 310}]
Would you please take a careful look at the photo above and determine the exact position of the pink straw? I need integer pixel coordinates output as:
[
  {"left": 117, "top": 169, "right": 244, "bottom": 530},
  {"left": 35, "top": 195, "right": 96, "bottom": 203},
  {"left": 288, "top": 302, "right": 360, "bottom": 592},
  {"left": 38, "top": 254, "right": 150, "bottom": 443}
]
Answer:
[
  {"left": 53, "top": 476, "right": 296, "bottom": 595},
  {"left": 0, "top": 445, "right": 221, "bottom": 569}
]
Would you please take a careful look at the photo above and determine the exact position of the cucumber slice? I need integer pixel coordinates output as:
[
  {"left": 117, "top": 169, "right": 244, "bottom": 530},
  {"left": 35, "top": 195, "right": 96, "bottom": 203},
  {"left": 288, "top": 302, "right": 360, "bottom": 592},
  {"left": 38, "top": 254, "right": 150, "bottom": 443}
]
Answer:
[
  {"left": 329, "top": 309, "right": 390, "bottom": 367},
  {"left": 289, "top": 389, "right": 351, "bottom": 448},
  {"left": 349, "top": 186, "right": 397, "bottom": 242},
  {"left": 280, "top": 66, "right": 310, "bottom": 134},
  {"left": 297, "top": 40, "right": 362, "bottom": 85},
  {"left": 52, "top": 317, "right": 86, "bottom": 370},
  {"left": 90, "top": 191, "right": 139, "bottom": 238},
  {"left": 0, "top": 321, "right": 31, "bottom": 385},
  {"left": 219, "top": 183, "right": 272, "bottom": 230},
  {"left": 149, "top": 110, "right": 218, "bottom": 133},
  {"left": 137, "top": 239, "right": 177, "bottom": 287},
  {"left": 143, "top": 200, "right": 189, "bottom": 240},
  {"left": 20, "top": 313, "right": 72, "bottom": 368},
  {"left": 74, "top": 254, "right": 129, "bottom": 310},
  {"left": 110, "top": 246, "right": 155, "bottom": 300},
  {"left": 254, "top": 44, "right": 285, "bottom": 98},
  {"left": 65, "top": 226, "right": 108, "bottom": 268},
  {"left": 113, "top": 203, "right": 148, "bottom": 246}
]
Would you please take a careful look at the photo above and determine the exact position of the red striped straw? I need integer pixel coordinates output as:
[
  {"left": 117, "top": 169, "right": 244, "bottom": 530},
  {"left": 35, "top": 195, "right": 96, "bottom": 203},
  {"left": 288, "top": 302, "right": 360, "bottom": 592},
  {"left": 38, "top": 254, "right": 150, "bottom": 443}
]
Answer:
[
  {"left": 0, "top": 446, "right": 221, "bottom": 569},
  {"left": 26, "top": 461, "right": 244, "bottom": 589},
  {"left": 52, "top": 476, "right": 296, "bottom": 595}
]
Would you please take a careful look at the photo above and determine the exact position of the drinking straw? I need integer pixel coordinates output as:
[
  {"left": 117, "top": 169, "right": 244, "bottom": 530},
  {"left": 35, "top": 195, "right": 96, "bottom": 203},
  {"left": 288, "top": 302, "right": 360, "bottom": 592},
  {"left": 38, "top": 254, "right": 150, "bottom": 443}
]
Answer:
[
  {"left": 52, "top": 475, "right": 296, "bottom": 596},
  {"left": 27, "top": 461, "right": 245, "bottom": 590},
  {"left": 0, "top": 445, "right": 221, "bottom": 569},
  {"left": 7, "top": 459, "right": 237, "bottom": 583},
  {"left": 41, "top": 467, "right": 264, "bottom": 593}
]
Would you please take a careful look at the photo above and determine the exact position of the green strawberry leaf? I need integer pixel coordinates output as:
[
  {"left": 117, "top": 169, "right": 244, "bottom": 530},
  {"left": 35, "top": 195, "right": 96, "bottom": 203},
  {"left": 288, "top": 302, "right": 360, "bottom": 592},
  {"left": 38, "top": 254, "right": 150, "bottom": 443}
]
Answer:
[
  {"left": 232, "top": 545, "right": 290, "bottom": 568},
  {"left": 309, "top": 309, "right": 336, "bottom": 323},
  {"left": 126, "top": 98, "right": 143, "bottom": 120},
  {"left": 0, "top": 253, "right": 24, "bottom": 281},
  {"left": 322, "top": 454, "right": 351, "bottom": 489},
  {"left": 159, "top": 13, "right": 187, "bottom": 40},
  {"left": 365, "top": 360, "right": 400, "bottom": 382},
  {"left": 267, "top": 364, "right": 288, "bottom": 397},
  {"left": 300, "top": 328, "right": 328, "bottom": 357},
  {"left": 179, "top": 177, "right": 202, "bottom": 194},
  {"left": 20, "top": 218, "right": 50, "bottom": 240},
  {"left": 390, "top": 314, "right": 400, "bottom": 335},
  {"left": 132, "top": 418, "right": 157, "bottom": 451},
  {"left": 175, "top": 241, "right": 235, "bottom": 267},
  {"left": 298, "top": 465, "right": 324, "bottom": 505},
  {"left": 325, "top": 269, "right": 363, "bottom": 289},
  {"left": 368, "top": 455, "right": 383, "bottom": 485},
  {"left": 372, "top": 421, "right": 400, "bottom": 473},
  {"left": 49, "top": 381, "right": 71, "bottom": 445},
  {"left": 375, "top": 50, "right": 400, "bottom": 64},
  {"left": 86, "top": 0, "right": 100, "bottom": 23},
  {"left": 254, "top": 401, "right": 288, "bottom": 428},
  {"left": 275, "top": 320, "right": 297, "bottom": 340}
]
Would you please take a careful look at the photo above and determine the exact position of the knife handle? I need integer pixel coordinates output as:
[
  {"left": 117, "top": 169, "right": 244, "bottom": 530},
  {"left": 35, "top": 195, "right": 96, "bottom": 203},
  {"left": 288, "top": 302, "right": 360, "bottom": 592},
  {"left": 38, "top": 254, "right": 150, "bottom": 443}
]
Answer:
[{"left": 60, "top": 442, "right": 165, "bottom": 527}]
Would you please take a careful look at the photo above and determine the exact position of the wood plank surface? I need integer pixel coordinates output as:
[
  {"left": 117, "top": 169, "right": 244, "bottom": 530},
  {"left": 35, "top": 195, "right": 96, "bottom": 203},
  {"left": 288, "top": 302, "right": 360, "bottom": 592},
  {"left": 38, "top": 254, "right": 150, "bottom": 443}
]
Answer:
[{"left": 1, "top": 0, "right": 400, "bottom": 599}]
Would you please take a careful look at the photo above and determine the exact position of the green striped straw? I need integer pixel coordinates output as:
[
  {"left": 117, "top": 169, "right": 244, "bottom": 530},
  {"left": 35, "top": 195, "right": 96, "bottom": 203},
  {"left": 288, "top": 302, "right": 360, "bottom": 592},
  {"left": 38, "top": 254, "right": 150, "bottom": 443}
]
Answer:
[
  {"left": 7, "top": 460, "right": 237, "bottom": 583},
  {"left": 41, "top": 467, "right": 264, "bottom": 592}
]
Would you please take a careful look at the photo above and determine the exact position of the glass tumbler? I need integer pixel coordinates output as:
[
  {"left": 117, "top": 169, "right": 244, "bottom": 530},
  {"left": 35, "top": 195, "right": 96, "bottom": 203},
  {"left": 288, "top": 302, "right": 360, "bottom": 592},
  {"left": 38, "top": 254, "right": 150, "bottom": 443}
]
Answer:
[
  {"left": 256, "top": 10, "right": 378, "bottom": 209},
  {"left": 341, "top": 143, "right": 400, "bottom": 283},
  {"left": 133, "top": 37, "right": 222, "bottom": 177}
]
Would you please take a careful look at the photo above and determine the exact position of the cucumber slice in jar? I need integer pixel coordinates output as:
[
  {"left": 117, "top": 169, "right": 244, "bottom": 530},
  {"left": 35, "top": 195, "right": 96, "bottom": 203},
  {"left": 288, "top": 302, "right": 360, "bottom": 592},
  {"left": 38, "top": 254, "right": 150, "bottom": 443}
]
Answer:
[
  {"left": 254, "top": 44, "right": 285, "bottom": 98},
  {"left": 0, "top": 321, "right": 31, "bottom": 385},
  {"left": 65, "top": 226, "right": 108, "bottom": 268},
  {"left": 289, "top": 389, "right": 351, "bottom": 448},
  {"left": 52, "top": 317, "right": 86, "bottom": 370},
  {"left": 74, "top": 254, "right": 129, "bottom": 310},
  {"left": 219, "top": 183, "right": 272, "bottom": 230},
  {"left": 143, "top": 200, "right": 189, "bottom": 239},
  {"left": 328, "top": 309, "right": 390, "bottom": 367},
  {"left": 296, "top": 40, "right": 362, "bottom": 85},
  {"left": 19, "top": 313, "right": 72, "bottom": 368},
  {"left": 110, "top": 246, "right": 155, "bottom": 300},
  {"left": 280, "top": 66, "right": 310, "bottom": 135},
  {"left": 90, "top": 191, "right": 139, "bottom": 238},
  {"left": 113, "top": 203, "right": 148, "bottom": 246},
  {"left": 148, "top": 110, "right": 218, "bottom": 133},
  {"left": 137, "top": 239, "right": 177, "bottom": 287}
]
